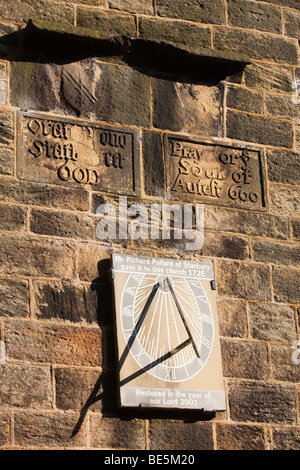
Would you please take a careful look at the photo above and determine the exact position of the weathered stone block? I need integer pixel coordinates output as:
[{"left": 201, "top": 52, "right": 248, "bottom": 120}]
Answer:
[
  {"left": 0, "top": 204, "right": 26, "bottom": 232},
  {"left": 216, "top": 260, "right": 272, "bottom": 301},
  {"left": 291, "top": 218, "right": 300, "bottom": 240},
  {"left": 273, "top": 267, "right": 300, "bottom": 304},
  {"left": 0, "top": 63, "right": 6, "bottom": 81},
  {"left": 90, "top": 416, "right": 146, "bottom": 449},
  {"left": 77, "top": 244, "right": 111, "bottom": 283},
  {"left": 205, "top": 205, "right": 289, "bottom": 239},
  {"left": 201, "top": 232, "right": 249, "bottom": 260},
  {"left": 30, "top": 209, "right": 97, "bottom": 240},
  {"left": 217, "top": 298, "right": 248, "bottom": 338},
  {"left": 149, "top": 420, "right": 214, "bottom": 450},
  {"left": 0, "top": 279, "right": 29, "bottom": 318},
  {"left": 0, "top": 363, "right": 52, "bottom": 409},
  {"left": 270, "top": 184, "right": 300, "bottom": 216},
  {"left": 262, "top": 0, "right": 299, "bottom": 9},
  {"left": 138, "top": 16, "right": 211, "bottom": 53},
  {"left": 152, "top": 79, "right": 222, "bottom": 135},
  {"left": 142, "top": 131, "right": 165, "bottom": 197},
  {"left": 0, "top": 148, "right": 14, "bottom": 175},
  {"left": 156, "top": 0, "right": 226, "bottom": 25},
  {"left": 244, "top": 63, "right": 293, "bottom": 93},
  {"left": 55, "top": 367, "right": 103, "bottom": 411},
  {"left": 214, "top": 26, "right": 299, "bottom": 64},
  {"left": 0, "top": 412, "right": 10, "bottom": 447},
  {"left": 0, "top": 21, "right": 17, "bottom": 37},
  {"left": 14, "top": 411, "right": 86, "bottom": 448},
  {"left": 284, "top": 9, "right": 300, "bottom": 39},
  {"left": 0, "top": 111, "right": 14, "bottom": 145},
  {"left": 296, "top": 123, "right": 300, "bottom": 153},
  {"left": 108, "top": 0, "right": 153, "bottom": 14},
  {"left": 227, "top": 0, "right": 282, "bottom": 33},
  {"left": 5, "top": 319, "right": 102, "bottom": 367},
  {"left": 0, "top": 177, "right": 90, "bottom": 211},
  {"left": 0, "top": 80, "right": 6, "bottom": 104},
  {"left": 226, "top": 85, "right": 264, "bottom": 114},
  {"left": 216, "top": 423, "right": 265, "bottom": 450},
  {"left": 265, "top": 94, "right": 300, "bottom": 120},
  {"left": 0, "top": 0, "right": 75, "bottom": 24},
  {"left": 32, "top": 281, "right": 99, "bottom": 324},
  {"left": 249, "top": 303, "right": 297, "bottom": 343},
  {"left": 55, "top": 368, "right": 116, "bottom": 414},
  {"left": 271, "top": 345, "right": 300, "bottom": 383},
  {"left": 77, "top": 7, "right": 137, "bottom": 39},
  {"left": 73, "top": 0, "right": 107, "bottom": 4},
  {"left": 221, "top": 339, "right": 268, "bottom": 380},
  {"left": 272, "top": 427, "right": 300, "bottom": 450},
  {"left": 33, "top": 280, "right": 114, "bottom": 328},
  {"left": 11, "top": 61, "right": 151, "bottom": 128},
  {"left": 252, "top": 240, "right": 300, "bottom": 267},
  {"left": 226, "top": 110, "right": 293, "bottom": 148},
  {"left": 228, "top": 380, "right": 297, "bottom": 424},
  {"left": 10, "top": 62, "right": 60, "bottom": 112},
  {"left": 0, "top": 235, "right": 76, "bottom": 279},
  {"left": 267, "top": 149, "right": 300, "bottom": 186}
]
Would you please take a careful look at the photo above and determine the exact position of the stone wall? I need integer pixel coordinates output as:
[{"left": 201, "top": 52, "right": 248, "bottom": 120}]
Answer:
[{"left": 0, "top": 0, "right": 299, "bottom": 450}]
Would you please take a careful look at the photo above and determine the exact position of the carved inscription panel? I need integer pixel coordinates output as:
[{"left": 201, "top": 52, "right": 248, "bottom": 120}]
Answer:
[
  {"left": 17, "top": 112, "right": 140, "bottom": 195},
  {"left": 165, "top": 135, "right": 267, "bottom": 211}
]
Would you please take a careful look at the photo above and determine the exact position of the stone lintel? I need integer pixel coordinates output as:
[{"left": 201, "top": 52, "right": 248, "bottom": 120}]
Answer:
[{"left": 4, "top": 19, "right": 251, "bottom": 83}]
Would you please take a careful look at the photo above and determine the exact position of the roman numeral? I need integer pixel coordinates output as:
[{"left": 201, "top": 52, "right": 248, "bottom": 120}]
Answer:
[
  {"left": 125, "top": 287, "right": 136, "bottom": 296},
  {"left": 165, "top": 368, "right": 176, "bottom": 380},
  {"left": 201, "top": 313, "right": 213, "bottom": 324},
  {"left": 196, "top": 295, "right": 208, "bottom": 304},
  {"left": 124, "top": 328, "right": 134, "bottom": 340},
  {"left": 122, "top": 305, "right": 133, "bottom": 317},
  {"left": 189, "top": 279, "right": 200, "bottom": 288},
  {"left": 202, "top": 337, "right": 212, "bottom": 349}
]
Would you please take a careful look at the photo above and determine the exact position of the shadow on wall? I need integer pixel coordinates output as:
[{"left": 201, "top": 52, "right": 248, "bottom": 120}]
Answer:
[{"left": 0, "top": 21, "right": 248, "bottom": 85}]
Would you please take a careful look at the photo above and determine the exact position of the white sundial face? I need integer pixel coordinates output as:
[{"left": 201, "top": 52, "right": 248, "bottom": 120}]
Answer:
[{"left": 121, "top": 273, "right": 214, "bottom": 382}]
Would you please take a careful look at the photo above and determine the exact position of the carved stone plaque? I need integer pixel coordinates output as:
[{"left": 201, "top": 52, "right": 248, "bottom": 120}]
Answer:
[
  {"left": 165, "top": 134, "right": 267, "bottom": 211},
  {"left": 17, "top": 112, "right": 140, "bottom": 195}
]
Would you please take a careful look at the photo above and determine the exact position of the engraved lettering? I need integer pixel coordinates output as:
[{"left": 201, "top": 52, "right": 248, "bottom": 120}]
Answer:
[
  {"left": 73, "top": 167, "right": 85, "bottom": 183},
  {"left": 41, "top": 120, "right": 52, "bottom": 136},
  {"left": 20, "top": 112, "right": 140, "bottom": 195},
  {"left": 57, "top": 162, "right": 71, "bottom": 181},
  {"left": 103, "top": 151, "right": 125, "bottom": 169},
  {"left": 228, "top": 184, "right": 258, "bottom": 203},
  {"left": 28, "top": 119, "right": 40, "bottom": 134},
  {"left": 186, "top": 182, "right": 196, "bottom": 194},
  {"left": 240, "top": 150, "right": 250, "bottom": 168},
  {"left": 29, "top": 140, "right": 44, "bottom": 158},
  {"left": 166, "top": 136, "right": 266, "bottom": 210},
  {"left": 170, "top": 140, "right": 183, "bottom": 156},
  {"left": 191, "top": 163, "right": 201, "bottom": 177},
  {"left": 171, "top": 140, "right": 201, "bottom": 160},
  {"left": 57, "top": 163, "right": 101, "bottom": 185},
  {"left": 232, "top": 168, "right": 253, "bottom": 185},
  {"left": 53, "top": 142, "right": 63, "bottom": 159},
  {"left": 179, "top": 158, "right": 191, "bottom": 175},
  {"left": 249, "top": 192, "right": 259, "bottom": 203},
  {"left": 28, "top": 118, "right": 72, "bottom": 139},
  {"left": 100, "top": 130, "right": 127, "bottom": 149}
]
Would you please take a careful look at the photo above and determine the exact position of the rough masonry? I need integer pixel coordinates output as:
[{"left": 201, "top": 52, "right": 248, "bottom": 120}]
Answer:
[{"left": 0, "top": 0, "right": 299, "bottom": 451}]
